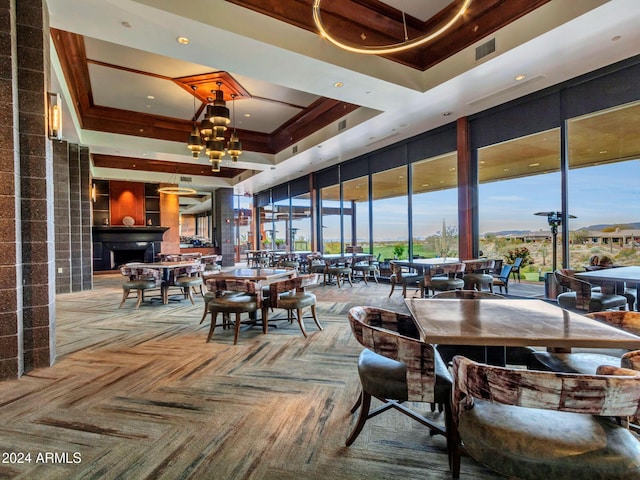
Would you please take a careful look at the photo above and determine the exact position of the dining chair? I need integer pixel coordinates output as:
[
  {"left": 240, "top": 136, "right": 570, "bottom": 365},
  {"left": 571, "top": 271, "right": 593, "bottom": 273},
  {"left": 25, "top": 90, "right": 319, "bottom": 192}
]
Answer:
[
  {"left": 171, "top": 263, "right": 205, "bottom": 304},
  {"left": 388, "top": 261, "right": 421, "bottom": 297},
  {"left": 421, "top": 262, "right": 465, "bottom": 297},
  {"left": 119, "top": 266, "right": 162, "bottom": 309},
  {"left": 492, "top": 264, "right": 513, "bottom": 294},
  {"left": 527, "top": 310, "right": 640, "bottom": 374},
  {"left": 203, "top": 279, "right": 262, "bottom": 345},
  {"left": 261, "top": 274, "right": 322, "bottom": 337},
  {"left": 510, "top": 257, "right": 523, "bottom": 282},
  {"left": 450, "top": 355, "right": 640, "bottom": 479},
  {"left": 351, "top": 254, "right": 379, "bottom": 284},
  {"left": 461, "top": 259, "right": 495, "bottom": 292},
  {"left": 431, "top": 290, "right": 536, "bottom": 366},
  {"left": 554, "top": 269, "right": 627, "bottom": 312},
  {"left": 324, "top": 256, "right": 353, "bottom": 287},
  {"left": 345, "top": 306, "right": 452, "bottom": 450}
]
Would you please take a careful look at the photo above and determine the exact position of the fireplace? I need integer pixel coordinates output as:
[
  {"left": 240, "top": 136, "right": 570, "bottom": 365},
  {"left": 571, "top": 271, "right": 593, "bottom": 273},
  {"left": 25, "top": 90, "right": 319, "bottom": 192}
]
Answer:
[{"left": 93, "top": 226, "right": 169, "bottom": 271}]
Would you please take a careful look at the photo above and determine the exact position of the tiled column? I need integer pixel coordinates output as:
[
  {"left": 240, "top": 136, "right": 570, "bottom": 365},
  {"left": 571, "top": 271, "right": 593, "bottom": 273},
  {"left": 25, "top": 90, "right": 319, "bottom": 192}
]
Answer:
[
  {"left": 18, "top": 0, "right": 55, "bottom": 372},
  {"left": 0, "top": 0, "right": 55, "bottom": 379},
  {"left": 53, "top": 140, "right": 71, "bottom": 294},
  {"left": 0, "top": 0, "right": 24, "bottom": 378},
  {"left": 215, "top": 188, "right": 234, "bottom": 266}
]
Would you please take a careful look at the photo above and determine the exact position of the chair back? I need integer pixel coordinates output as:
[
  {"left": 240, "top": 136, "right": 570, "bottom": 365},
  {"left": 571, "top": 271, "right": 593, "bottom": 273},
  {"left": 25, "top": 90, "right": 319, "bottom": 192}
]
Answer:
[
  {"left": 463, "top": 259, "right": 494, "bottom": 273},
  {"left": 120, "top": 266, "right": 161, "bottom": 282},
  {"left": 452, "top": 355, "right": 640, "bottom": 424},
  {"left": 554, "top": 269, "right": 592, "bottom": 310},
  {"left": 512, "top": 257, "right": 523, "bottom": 268},
  {"left": 266, "top": 274, "right": 318, "bottom": 308},
  {"left": 347, "top": 306, "right": 438, "bottom": 402},
  {"left": 389, "top": 261, "right": 415, "bottom": 280},
  {"left": 432, "top": 290, "right": 503, "bottom": 299},
  {"left": 423, "top": 262, "right": 465, "bottom": 289},
  {"left": 205, "top": 278, "right": 262, "bottom": 306},
  {"left": 496, "top": 264, "right": 512, "bottom": 281}
]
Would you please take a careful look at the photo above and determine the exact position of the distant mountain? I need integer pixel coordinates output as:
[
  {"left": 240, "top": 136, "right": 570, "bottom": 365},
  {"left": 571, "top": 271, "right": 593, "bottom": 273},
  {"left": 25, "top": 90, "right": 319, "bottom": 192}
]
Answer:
[
  {"left": 576, "top": 222, "right": 640, "bottom": 231},
  {"left": 486, "top": 222, "right": 640, "bottom": 236}
]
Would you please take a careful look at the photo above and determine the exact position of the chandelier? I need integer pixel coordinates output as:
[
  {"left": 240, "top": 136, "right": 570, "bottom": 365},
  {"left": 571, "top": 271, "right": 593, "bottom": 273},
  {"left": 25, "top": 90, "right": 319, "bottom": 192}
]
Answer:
[
  {"left": 312, "top": 0, "right": 472, "bottom": 55},
  {"left": 187, "top": 82, "right": 242, "bottom": 172}
]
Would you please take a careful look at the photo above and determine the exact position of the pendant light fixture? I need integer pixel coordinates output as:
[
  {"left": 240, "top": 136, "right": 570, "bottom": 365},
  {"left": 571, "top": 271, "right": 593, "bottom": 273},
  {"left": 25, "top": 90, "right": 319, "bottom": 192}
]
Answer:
[
  {"left": 186, "top": 86, "right": 204, "bottom": 159},
  {"left": 312, "top": 0, "right": 472, "bottom": 55},
  {"left": 186, "top": 81, "right": 242, "bottom": 172},
  {"left": 227, "top": 94, "right": 242, "bottom": 162}
]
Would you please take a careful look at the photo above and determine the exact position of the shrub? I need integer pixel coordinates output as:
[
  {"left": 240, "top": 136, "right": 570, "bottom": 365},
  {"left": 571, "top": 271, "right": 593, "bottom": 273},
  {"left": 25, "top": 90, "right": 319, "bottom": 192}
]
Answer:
[{"left": 505, "top": 246, "right": 533, "bottom": 267}]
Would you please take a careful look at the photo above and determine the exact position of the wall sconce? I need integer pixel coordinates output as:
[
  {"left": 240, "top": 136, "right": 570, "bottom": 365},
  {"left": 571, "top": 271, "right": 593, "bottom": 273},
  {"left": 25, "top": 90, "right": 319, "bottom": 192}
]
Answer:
[
  {"left": 91, "top": 183, "right": 97, "bottom": 202},
  {"left": 48, "top": 92, "right": 62, "bottom": 140}
]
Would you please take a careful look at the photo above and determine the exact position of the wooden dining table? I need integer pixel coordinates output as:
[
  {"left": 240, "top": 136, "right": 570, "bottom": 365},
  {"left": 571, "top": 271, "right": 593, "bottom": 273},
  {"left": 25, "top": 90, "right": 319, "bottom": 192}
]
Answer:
[
  {"left": 405, "top": 298, "right": 640, "bottom": 365},
  {"left": 213, "top": 268, "right": 296, "bottom": 283},
  {"left": 576, "top": 266, "right": 640, "bottom": 310}
]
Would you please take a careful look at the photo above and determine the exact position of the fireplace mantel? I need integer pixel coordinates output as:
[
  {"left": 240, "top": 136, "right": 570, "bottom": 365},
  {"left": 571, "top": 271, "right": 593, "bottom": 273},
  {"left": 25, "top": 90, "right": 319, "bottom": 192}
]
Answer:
[
  {"left": 92, "top": 226, "right": 170, "bottom": 270},
  {"left": 92, "top": 226, "right": 169, "bottom": 243}
]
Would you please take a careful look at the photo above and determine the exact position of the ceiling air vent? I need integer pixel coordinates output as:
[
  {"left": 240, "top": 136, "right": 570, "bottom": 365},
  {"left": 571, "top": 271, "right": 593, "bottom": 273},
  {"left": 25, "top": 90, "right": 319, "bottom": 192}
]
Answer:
[
  {"left": 338, "top": 119, "right": 347, "bottom": 131},
  {"left": 180, "top": 176, "right": 192, "bottom": 182},
  {"left": 475, "top": 38, "right": 495, "bottom": 61}
]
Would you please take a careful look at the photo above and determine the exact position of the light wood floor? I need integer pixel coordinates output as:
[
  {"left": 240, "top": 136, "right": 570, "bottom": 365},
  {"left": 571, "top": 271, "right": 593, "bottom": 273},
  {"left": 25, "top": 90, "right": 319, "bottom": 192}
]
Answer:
[{"left": 0, "top": 274, "right": 505, "bottom": 479}]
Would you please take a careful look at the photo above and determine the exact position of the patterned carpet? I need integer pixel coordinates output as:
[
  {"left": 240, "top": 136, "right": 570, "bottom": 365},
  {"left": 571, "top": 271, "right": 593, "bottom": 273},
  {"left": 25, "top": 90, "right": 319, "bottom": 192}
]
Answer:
[{"left": 0, "top": 275, "right": 504, "bottom": 479}]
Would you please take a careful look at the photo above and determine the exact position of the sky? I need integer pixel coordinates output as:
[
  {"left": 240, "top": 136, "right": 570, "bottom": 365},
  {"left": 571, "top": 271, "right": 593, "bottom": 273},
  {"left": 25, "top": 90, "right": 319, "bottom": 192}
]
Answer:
[{"left": 318, "top": 159, "right": 639, "bottom": 241}]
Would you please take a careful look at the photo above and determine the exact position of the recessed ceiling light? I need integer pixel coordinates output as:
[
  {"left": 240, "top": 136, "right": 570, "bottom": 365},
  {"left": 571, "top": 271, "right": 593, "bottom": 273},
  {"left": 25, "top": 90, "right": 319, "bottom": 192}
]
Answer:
[
  {"left": 121, "top": 21, "right": 131, "bottom": 28},
  {"left": 600, "top": 150, "right": 608, "bottom": 154},
  {"left": 528, "top": 162, "right": 540, "bottom": 167},
  {"left": 177, "top": 36, "right": 190, "bottom": 45},
  {"left": 147, "top": 95, "right": 154, "bottom": 100},
  {"left": 515, "top": 74, "right": 526, "bottom": 81},
  {"left": 334, "top": 82, "right": 344, "bottom": 87},
  {"left": 442, "top": 112, "right": 452, "bottom": 116},
  {"left": 611, "top": 35, "right": 621, "bottom": 41},
  {"left": 244, "top": 113, "right": 250, "bottom": 117}
]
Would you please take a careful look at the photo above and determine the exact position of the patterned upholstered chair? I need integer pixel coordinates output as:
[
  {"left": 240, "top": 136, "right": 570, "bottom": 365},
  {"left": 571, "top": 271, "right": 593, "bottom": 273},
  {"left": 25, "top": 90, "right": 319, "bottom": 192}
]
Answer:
[
  {"left": 345, "top": 306, "right": 452, "bottom": 449},
  {"left": 450, "top": 355, "right": 640, "bottom": 479},
  {"left": 261, "top": 274, "right": 322, "bottom": 337},
  {"left": 462, "top": 259, "right": 495, "bottom": 292},
  {"left": 171, "top": 263, "right": 205, "bottom": 304},
  {"left": 421, "top": 262, "right": 465, "bottom": 297},
  {"left": 555, "top": 269, "right": 627, "bottom": 313},
  {"left": 388, "top": 261, "right": 421, "bottom": 298},
  {"left": 324, "top": 256, "right": 353, "bottom": 287},
  {"left": 528, "top": 310, "right": 640, "bottom": 374},
  {"left": 203, "top": 279, "right": 262, "bottom": 345},
  {"left": 119, "top": 266, "right": 162, "bottom": 309},
  {"left": 432, "top": 291, "right": 536, "bottom": 366},
  {"left": 351, "top": 254, "right": 379, "bottom": 284}
]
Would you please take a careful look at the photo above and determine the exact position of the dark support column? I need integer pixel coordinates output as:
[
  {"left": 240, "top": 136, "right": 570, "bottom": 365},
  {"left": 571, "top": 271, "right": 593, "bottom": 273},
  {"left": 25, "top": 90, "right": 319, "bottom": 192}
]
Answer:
[
  {"left": 215, "top": 188, "right": 234, "bottom": 266},
  {"left": 457, "top": 117, "right": 474, "bottom": 260},
  {"left": 0, "top": 0, "right": 24, "bottom": 378},
  {"left": 17, "top": 0, "right": 55, "bottom": 373}
]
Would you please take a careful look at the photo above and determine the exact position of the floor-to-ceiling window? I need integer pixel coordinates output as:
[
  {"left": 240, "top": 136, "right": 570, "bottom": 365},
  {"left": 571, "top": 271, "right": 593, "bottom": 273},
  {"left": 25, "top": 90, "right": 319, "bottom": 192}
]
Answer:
[
  {"left": 566, "top": 100, "right": 640, "bottom": 268},
  {"left": 411, "top": 153, "right": 458, "bottom": 259},
  {"left": 342, "top": 176, "right": 370, "bottom": 252},
  {"left": 233, "top": 194, "right": 252, "bottom": 261},
  {"left": 320, "top": 183, "right": 341, "bottom": 253},
  {"left": 372, "top": 166, "right": 408, "bottom": 260},
  {"left": 291, "top": 193, "right": 312, "bottom": 252},
  {"left": 478, "top": 129, "right": 562, "bottom": 278}
]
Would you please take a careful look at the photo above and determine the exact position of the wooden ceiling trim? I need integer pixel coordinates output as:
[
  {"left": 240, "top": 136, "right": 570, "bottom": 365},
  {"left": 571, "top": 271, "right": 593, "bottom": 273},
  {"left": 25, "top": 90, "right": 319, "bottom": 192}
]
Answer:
[
  {"left": 92, "top": 154, "right": 243, "bottom": 179},
  {"left": 51, "top": 28, "right": 356, "bottom": 158},
  {"left": 272, "top": 98, "right": 359, "bottom": 152}
]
